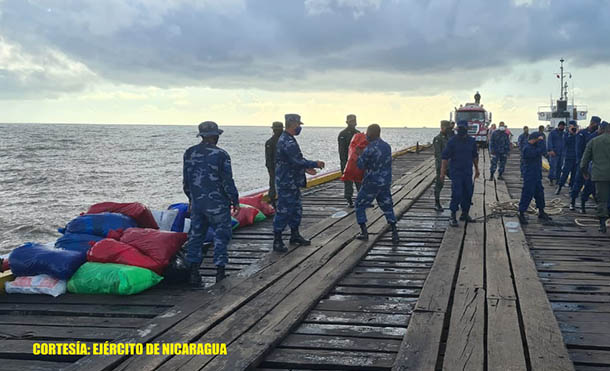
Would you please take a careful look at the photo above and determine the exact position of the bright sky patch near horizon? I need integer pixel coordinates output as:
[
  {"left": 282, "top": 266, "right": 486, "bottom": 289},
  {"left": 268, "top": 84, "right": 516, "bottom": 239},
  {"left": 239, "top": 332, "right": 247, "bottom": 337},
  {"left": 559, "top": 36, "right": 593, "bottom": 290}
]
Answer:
[{"left": 1, "top": 0, "right": 609, "bottom": 128}]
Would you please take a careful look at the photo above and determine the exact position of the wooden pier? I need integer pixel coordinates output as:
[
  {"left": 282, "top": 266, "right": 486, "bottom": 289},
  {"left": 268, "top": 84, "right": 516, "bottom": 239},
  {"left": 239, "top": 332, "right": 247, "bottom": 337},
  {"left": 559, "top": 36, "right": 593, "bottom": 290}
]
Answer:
[{"left": 0, "top": 146, "right": 609, "bottom": 371}]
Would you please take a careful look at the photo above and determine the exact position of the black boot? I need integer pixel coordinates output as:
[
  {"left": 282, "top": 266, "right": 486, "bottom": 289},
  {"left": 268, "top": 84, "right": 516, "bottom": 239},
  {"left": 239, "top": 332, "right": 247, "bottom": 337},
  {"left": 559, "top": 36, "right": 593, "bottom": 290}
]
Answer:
[
  {"left": 434, "top": 198, "right": 444, "bottom": 212},
  {"left": 290, "top": 228, "right": 311, "bottom": 246},
  {"left": 600, "top": 218, "right": 608, "bottom": 233},
  {"left": 489, "top": 174, "right": 494, "bottom": 181},
  {"left": 497, "top": 174, "right": 504, "bottom": 180},
  {"left": 518, "top": 212, "right": 529, "bottom": 225},
  {"left": 216, "top": 265, "right": 227, "bottom": 283},
  {"left": 538, "top": 211, "right": 553, "bottom": 222},
  {"left": 549, "top": 179, "right": 554, "bottom": 186},
  {"left": 356, "top": 223, "right": 369, "bottom": 241},
  {"left": 390, "top": 223, "right": 400, "bottom": 245},
  {"left": 569, "top": 198, "right": 575, "bottom": 211},
  {"left": 460, "top": 213, "right": 474, "bottom": 223},
  {"left": 580, "top": 200, "right": 586, "bottom": 214},
  {"left": 273, "top": 232, "right": 287, "bottom": 252},
  {"left": 555, "top": 185, "right": 562, "bottom": 195},
  {"left": 450, "top": 212, "right": 458, "bottom": 227},
  {"left": 346, "top": 198, "right": 354, "bottom": 208},
  {"left": 189, "top": 263, "right": 202, "bottom": 288}
]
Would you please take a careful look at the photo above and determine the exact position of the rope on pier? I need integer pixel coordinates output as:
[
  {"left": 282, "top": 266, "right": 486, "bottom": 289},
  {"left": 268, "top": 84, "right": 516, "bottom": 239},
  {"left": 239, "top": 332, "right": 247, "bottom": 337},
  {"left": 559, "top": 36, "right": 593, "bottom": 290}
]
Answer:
[{"left": 485, "top": 198, "right": 566, "bottom": 219}]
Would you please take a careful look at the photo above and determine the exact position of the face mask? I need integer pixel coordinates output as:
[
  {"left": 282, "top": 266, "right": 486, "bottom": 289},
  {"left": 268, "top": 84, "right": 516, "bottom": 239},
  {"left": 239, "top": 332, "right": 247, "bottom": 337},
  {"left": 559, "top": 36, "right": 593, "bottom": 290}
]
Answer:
[
  {"left": 591, "top": 125, "right": 598, "bottom": 132},
  {"left": 294, "top": 125, "right": 302, "bottom": 136},
  {"left": 558, "top": 127, "right": 564, "bottom": 131},
  {"left": 499, "top": 126, "right": 506, "bottom": 132},
  {"left": 457, "top": 126, "right": 468, "bottom": 136}
]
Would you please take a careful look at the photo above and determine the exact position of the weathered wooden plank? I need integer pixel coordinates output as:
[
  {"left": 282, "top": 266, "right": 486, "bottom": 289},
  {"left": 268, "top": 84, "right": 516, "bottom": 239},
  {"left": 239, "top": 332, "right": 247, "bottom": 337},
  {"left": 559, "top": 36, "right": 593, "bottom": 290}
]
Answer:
[
  {"left": 294, "top": 323, "right": 406, "bottom": 340},
  {"left": 499, "top": 204, "right": 574, "bottom": 369},
  {"left": 0, "top": 314, "right": 145, "bottom": 328},
  {"left": 568, "top": 349, "right": 610, "bottom": 366},
  {"left": 280, "top": 333, "right": 402, "bottom": 353},
  {"left": 0, "top": 303, "right": 164, "bottom": 318},
  {"left": 0, "top": 324, "right": 125, "bottom": 341},
  {"left": 0, "top": 359, "right": 70, "bottom": 371},
  {"left": 304, "top": 310, "right": 409, "bottom": 327},
  {"left": 260, "top": 348, "right": 395, "bottom": 371},
  {"left": 443, "top": 182, "right": 485, "bottom": 371},
  {"left": 487, "top": 298, "right": 527, "bottom": 371},
  {"left": 392, "top": 311, "right": 445, "bottom": 371}
]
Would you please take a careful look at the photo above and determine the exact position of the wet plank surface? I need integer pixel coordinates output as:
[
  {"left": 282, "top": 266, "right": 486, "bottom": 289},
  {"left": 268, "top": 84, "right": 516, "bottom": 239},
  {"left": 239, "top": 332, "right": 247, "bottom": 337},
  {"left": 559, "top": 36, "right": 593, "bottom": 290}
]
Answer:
[
  {"left": 504, "top": 152, "right": 610, "bottom": 371},
  {"left": 0, "top": 147, "right": 432, "bottom": 368}
]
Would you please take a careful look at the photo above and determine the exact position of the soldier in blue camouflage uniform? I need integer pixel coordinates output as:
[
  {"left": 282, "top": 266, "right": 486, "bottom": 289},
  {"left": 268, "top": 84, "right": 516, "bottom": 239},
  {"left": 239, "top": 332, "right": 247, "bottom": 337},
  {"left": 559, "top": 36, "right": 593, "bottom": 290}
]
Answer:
[
  {"left": 273, "top": 114, "right": 325, "bottom": 252},
  {"left": 489, "top": 122, "right": 511, "bottom": 180},
  {"left": 183, "top": 121, "right": 240, "bottom": 286},
  {"left": 354, "top": 124, "right": 399, "bottom": 245}
]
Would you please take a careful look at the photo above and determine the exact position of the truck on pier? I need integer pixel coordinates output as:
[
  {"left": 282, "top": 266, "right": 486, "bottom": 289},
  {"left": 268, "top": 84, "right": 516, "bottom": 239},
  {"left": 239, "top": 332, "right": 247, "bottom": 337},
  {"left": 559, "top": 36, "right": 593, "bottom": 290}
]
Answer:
[{"left": 450, "top": 92, "right": 492, "bottom": 148}]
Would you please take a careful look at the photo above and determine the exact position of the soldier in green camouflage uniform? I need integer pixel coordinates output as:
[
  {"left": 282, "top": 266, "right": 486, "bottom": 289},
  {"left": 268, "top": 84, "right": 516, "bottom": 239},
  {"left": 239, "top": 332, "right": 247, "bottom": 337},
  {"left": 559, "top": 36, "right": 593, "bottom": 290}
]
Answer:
[{"left": 433, "top": 120, "right": 451, "bottom": 211}]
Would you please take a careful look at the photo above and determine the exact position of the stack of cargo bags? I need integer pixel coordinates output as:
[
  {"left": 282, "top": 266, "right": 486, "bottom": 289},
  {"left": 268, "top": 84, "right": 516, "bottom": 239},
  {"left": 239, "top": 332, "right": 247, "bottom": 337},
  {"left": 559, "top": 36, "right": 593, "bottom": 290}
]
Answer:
[{"left": 3, "top": 194, "right": 274, "bottom": 297}]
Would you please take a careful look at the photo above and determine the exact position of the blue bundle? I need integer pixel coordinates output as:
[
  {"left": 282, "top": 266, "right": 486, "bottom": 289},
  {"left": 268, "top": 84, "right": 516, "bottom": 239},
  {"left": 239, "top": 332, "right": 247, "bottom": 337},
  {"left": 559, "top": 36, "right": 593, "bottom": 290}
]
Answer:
[
  {"left": 9, "top": 242, "right": 86, "bottom": 280},
  {"left": 59, "top": 213, "right": 137, "bottom": 237}
]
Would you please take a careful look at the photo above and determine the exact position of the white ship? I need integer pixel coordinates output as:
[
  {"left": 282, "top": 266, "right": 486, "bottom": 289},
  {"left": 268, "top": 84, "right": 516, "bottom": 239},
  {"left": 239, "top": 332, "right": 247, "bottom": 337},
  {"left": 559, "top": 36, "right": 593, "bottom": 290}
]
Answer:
[{"left": 537, "top": 59, "right": 588, "bottom": 131}]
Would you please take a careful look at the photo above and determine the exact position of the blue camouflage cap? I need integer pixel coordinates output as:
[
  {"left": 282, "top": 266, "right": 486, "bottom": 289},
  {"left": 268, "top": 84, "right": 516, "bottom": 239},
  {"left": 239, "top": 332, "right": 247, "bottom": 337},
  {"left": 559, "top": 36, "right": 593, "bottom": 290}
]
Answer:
[
  {"left": 196, "top": 121, "right": 223, "bottom": 137},
  {"left": 285, "top": 113, "right": 304, "bottom": 125},
  {"left": 457, "top": 120, "right": 468, "bottom": 127},
  {"left": 601, "top": 121, "right": 609, "bottom": 130},
  {"left": 591, "top": 116, "right": 601, "bottom": 124},
  {"left": 568, "top": 120, "right": 577, "bottom": 126}
]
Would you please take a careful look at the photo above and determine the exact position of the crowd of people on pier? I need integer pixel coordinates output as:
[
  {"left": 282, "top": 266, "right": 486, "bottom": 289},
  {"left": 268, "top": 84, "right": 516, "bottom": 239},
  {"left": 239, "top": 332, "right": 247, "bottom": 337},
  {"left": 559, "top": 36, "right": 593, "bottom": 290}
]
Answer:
[
  {"left": 181, "top": 112, "right": 609, "bottom": 287},
  {"left": 433, "top": 115, "right": 610, "bottom": 233},
  {"left": 182, "top": 114, "right": 398, "bottom": 287}
]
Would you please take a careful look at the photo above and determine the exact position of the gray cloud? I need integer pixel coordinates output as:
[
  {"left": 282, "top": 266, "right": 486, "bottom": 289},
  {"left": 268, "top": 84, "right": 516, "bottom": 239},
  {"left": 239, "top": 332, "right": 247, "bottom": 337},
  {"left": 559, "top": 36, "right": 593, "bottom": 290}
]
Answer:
[{"left": 1, "top": 0, "right": 609, "bottom": 98}]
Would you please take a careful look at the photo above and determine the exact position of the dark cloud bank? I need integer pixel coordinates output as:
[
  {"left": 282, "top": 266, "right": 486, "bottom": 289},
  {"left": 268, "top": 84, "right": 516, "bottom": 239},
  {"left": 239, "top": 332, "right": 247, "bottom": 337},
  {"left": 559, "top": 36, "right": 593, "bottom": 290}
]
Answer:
[{"left": 1, "top": 0, "right": 609, "bottom": 98}]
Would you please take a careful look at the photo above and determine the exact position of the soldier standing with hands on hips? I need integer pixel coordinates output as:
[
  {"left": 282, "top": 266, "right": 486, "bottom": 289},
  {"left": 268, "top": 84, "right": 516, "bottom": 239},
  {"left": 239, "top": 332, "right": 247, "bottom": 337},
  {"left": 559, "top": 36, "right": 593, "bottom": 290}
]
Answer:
[{"left": 272, "top": 114, "right": 325, "bottom": 252}]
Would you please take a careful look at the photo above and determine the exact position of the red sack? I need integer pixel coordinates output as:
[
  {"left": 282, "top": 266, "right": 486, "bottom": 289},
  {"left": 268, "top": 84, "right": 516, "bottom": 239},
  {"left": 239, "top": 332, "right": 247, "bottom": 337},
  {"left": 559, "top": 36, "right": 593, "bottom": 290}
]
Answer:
[
  {"left": 341, "top": 133, "right": 368, "bottom": 183},
  {"left": 234, "top": 204, "right": 264, "bottom": 228},
  {"left": 87, "top": 239, "right": 164, "bottom": 275},
  {"left": 86, "top": 202, "right": 159, "bottom": 230},
  {"left": 239, "top": 193, "right": 275, "bottom": 216},
  {"left": 119, "top": 228, "right": 187, "bottom": 270}
]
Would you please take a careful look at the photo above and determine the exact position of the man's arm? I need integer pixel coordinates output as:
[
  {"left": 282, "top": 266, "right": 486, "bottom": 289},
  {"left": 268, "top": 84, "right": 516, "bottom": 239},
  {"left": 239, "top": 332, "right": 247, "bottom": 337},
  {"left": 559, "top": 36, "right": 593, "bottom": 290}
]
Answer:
[
  {"left": 580, "top": 141, "right": 593, "bottom": 177},
  {"left": 338, "top": 134, "right": 348, "bottom": 163},
  {"left": 220, "top": 154, "right": 240, "bottom": 209},
  {"left": 472, "top": 142, "right": 480, "bottom": 178},
  {"left": 182, "top": 152, "right": 191, "bottom": 201},
  {"left": 285, "top": 140, "right": 320, "bottom": 169},
  {"left": 356, "top": 146, "right": 369, "bottom": 170}
]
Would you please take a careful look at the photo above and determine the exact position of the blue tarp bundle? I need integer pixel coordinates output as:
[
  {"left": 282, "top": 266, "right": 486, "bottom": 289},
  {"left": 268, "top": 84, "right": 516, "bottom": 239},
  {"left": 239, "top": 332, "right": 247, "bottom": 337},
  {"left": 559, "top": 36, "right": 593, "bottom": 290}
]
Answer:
[
  {"left": 58, "top": 213, "right": 137, "bottom": 237},
  {"left": 168, "top": 203, "right": 189, "bottom": 232},
  {"left": 55, "top": 233, "right": 104, "bottom": 254},
  {"left": 9, "top": 242, "right": 86, "bottom": 280}
]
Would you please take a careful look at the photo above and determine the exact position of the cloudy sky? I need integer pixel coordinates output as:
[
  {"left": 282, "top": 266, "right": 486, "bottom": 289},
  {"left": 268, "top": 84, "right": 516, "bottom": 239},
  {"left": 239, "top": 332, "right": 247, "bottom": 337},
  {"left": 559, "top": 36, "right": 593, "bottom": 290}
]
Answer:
[{"left": 1, "top": 0, "right": 609, "bottom": 127}]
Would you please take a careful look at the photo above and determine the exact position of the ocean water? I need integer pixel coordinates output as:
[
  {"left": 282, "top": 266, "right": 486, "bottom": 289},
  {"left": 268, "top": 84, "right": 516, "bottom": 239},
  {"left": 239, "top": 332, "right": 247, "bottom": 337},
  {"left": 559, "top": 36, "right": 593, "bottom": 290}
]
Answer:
[{"left": 0, "top": 123, "right": 437, "bottom": 253}]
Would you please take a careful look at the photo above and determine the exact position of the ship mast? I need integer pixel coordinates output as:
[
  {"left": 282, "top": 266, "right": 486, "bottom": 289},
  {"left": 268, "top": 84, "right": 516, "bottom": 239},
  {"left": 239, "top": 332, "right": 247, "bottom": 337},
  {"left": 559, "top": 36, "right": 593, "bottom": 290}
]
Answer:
[{"left": 557, "top": 58, "right": 571, "bottom": 101}]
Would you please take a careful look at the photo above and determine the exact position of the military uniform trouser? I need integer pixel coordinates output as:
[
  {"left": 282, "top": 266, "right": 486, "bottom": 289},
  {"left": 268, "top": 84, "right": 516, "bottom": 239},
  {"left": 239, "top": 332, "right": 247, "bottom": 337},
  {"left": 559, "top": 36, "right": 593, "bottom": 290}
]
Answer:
[
  {"left": 571, "top": 166, "right": 596, "bottom": 202},
  {"left": 548, "top": 154, "right": 564, "bottom": 181},
  {"left": 520, "top": 158, "right": 525, "bottom": 178},
  {"left": 434, "top": 167, "right": 444, "bottom": 201},
  {"left": 355, "top": 182, "right": 396, "bottom": 225},
  {"left": 268, "top": 169, "right": 277, "bottom": 202},
  {"left": 490, "top": 153, "right": 507, "bottom": 176},
  {"left": 185, "top": 209, "right": 232, "bottom": 267},
  {"left": 449, "top": 174, "right": 474, "bottom": 214},
  {"left": 594, "top": 181, "right": 610, "bottom": 219},
  {"left": 558, "top": 158, "right": 577, "bottom": 188},
  {"left": 341, "top": 161, "right": 361, "bottom": 200},
  {"left": 519, "top": 177, "right": 545, "bottom": 213},
  {"left": 273, "top": 188, "right": 302, "bottom": 233}
]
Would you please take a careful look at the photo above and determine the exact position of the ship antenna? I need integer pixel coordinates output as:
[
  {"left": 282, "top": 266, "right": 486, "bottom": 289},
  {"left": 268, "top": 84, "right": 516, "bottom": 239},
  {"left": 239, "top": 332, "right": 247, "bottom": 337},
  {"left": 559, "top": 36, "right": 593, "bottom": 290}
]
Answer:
[{"left": 560, "top": 58, "right": 564, "bottom": 101}]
